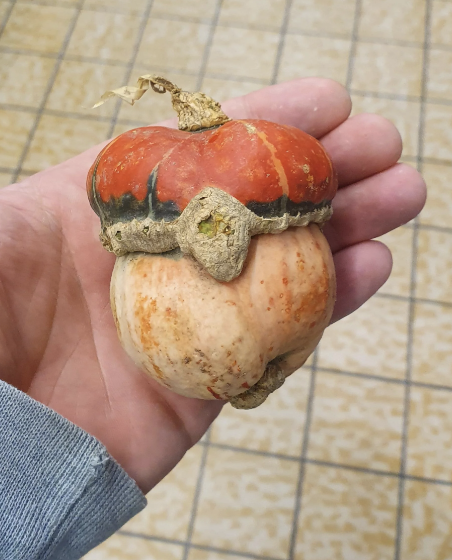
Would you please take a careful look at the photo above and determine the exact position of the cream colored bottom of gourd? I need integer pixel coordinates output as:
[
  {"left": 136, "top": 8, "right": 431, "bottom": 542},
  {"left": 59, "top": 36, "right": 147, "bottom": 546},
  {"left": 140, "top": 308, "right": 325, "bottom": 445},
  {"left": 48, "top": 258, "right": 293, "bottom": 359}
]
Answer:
[{"left": 110, "top": 224, "right": 336, "bottom": 401}]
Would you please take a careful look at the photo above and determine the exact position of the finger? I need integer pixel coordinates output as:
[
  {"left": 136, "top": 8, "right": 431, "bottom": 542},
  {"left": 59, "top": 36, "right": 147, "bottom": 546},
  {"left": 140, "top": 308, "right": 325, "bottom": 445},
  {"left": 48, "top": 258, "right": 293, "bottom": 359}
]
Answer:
[
  {"left": 325, "top": 163, "right": 427, "bottom": 253},
  {"left": 223, "top": 78, "right": 352, "bottom": 138},
  {"left": 321, "top": 113, "right": 403, "bottom": 188},
  {"left": 331, "top": 240, "right": 393, "bottom": 323}
]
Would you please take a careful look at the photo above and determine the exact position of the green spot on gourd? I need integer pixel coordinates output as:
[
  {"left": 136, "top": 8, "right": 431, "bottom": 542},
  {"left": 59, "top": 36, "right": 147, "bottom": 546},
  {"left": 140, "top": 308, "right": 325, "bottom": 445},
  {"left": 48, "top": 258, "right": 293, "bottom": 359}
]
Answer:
[{"left": 198, "top": 214, "right": 234, "bottom": 238}]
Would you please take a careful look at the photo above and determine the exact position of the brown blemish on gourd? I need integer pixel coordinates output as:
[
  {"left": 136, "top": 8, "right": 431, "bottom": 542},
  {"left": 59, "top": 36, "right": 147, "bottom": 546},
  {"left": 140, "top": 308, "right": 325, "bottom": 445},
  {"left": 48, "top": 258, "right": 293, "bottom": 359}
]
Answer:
[
  {"left": 207, "top": 387, "right": 223, "bottom": 400},
  {"left": 152, "top": 362, "right": 164, "bottom": 379}
]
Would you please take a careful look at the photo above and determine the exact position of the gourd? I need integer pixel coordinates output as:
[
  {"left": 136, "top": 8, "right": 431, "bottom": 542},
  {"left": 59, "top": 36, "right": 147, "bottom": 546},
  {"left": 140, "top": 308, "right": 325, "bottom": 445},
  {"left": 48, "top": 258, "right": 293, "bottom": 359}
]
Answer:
[{"left": 88, "top": 75, "right": 337, "bottom": 409}]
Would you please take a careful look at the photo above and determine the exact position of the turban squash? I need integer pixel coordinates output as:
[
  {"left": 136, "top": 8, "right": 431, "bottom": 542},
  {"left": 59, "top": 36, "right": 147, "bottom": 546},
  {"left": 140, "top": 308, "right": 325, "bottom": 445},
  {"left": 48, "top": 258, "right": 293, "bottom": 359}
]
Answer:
[{"left": 88, "top": 76, "right": 336, "bottom": 408}]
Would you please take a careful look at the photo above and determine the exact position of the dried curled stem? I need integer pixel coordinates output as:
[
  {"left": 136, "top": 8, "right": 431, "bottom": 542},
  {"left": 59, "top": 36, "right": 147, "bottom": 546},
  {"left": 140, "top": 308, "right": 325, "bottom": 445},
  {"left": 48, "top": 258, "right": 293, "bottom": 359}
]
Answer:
[{"left": 92, "top": 74, "right": 231, "bottom": 132}]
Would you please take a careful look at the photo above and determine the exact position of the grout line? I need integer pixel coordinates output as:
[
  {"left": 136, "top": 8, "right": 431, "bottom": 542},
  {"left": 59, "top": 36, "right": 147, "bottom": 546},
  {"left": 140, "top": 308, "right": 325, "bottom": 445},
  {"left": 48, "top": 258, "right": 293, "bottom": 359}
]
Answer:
[
  {"left": 373, "top": 292, "right": 414, "bottom": 303},
  {"left": 105, "top": 0, "right": 155, "bottom": 140},
  {"left": 417, "top": 223, "right": 452, "bottom": 234},
  {"left": 347, "top": 35, "right": 424, "bottom": 49},
  {"left": 182, "top": 430, "right": 212, "bottom": 560},
  {"left": 345, "top": 0, "right": 362, "bottom": 90},
  {"left": 288, "top": 350, "right": 318, "bottom": 560},
  {"left": 306, "top": 458, "right": 400, "bottom": 479},
  {"left": 0, "top": 0, "right": 15, "bottom": 39},
  {"left": 419, "top": 96, "right": 452, "bottom": 107},
  {"left": 430, "top": 42, "right": 452, "bottom": 53},
  {"left": 199, "top": 439, "right": 301, "bottom": 462},
  {"left": 195, "top": 0, "right": 223, "bottom": 91},
  {"left": 422, "top": 156, "right": 452, "bottom": 167},
  {"left": 118, "top": 530, "right": 284, "bottom": 560},
  {"left": 416, "top": 296, "right": 452, "bottom": 310},
  {"left": 316, "top": 367, "right": 408, "bottom": 386},
  {"left": 0, "top": 46, "right": 60, "bottom": 58},
  {"left": 10, "top": 0, "right": 86, "bottom": 183},
  {"left": 394, "top": 1, "right": 432, "bottom": 558},
  {"left": 0, "top": 166, "right": 24, "bottom": 175},
  {"left": 198, "top": 440, "right": 452, "bottom": 487},
  {"left": 316, "top": 366, "right": 452, "bottom": 393},
  {"left": 270, "top": 0, "right": 293, "bottom": 84}
]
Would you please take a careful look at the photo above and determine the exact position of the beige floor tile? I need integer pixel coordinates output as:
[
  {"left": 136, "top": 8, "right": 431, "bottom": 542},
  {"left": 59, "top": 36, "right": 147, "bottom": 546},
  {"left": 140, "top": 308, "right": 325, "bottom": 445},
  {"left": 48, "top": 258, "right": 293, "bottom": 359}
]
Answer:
[
  {"left": 428, "top": 49, "right": 452, "bottom": 102},
  {"left": 152, "top": 0, "right": 217, "bottom": 20},
  {"left": 401, "top": 480, "right": 452, "bottom": 560},
  {"left": 288, "top": 0, "right": 356, "bottom": 36},
  {"left": 416, "top": 229, "right": 452, "bottom": 304},
  {"left": 0, "top": 4, "right": 75, "bottom": 53},
  {"left": 207, "top": 26, "right": 279, "bottom": 82},
  {"left": 117, "top": 69, "right": 198, "bottom": 125},
  {"left": 351, "top": 43, "right": 423, "bottom": 97},
  {"left": 0, "top": 53, "right": 55, "bottom": 108},
  {"left": 295, "top": 464, "right": 398, "bottom": 560},
  {"left": 83, "top": 533, "right": 183, "bottom": 560},
  {"left": 0, "top": 172, "right": 12, "bottom": 188},
  {"left": 84, "top": 0, "right": 148, "bottom": 15},
  {"left": 420, "top": 163, "right": 452, "bottom": 228},
  {"left": 188, "top": 550, "right": 249, "bottom": 560},
  {"left": 318, "top": 296, "right": 409, "bottom": 380},
  {"left": 309, "top": 372, "right": 404, "bottom": 472},
  {"left": 67, "top": 10, "right": 142, "bottom": 62},
  {"left": 201, "top": 77, "right": 267, "bottom": 102},
  {"left": 424, "top": 104, "right": 452, "bottom": 162},
  {"left": 412, "top": 302, "right": 452, "bottom": 387},
  {"left": 23, "top": 115, "right": 109, "bottom": 171},
  {"left": 123, "top": 445, "right": 203, "bottom": 540},
  {"left": 431, "top": 0, "right": 452, "bottom": 47},
  {"left": 351, "top": 95, "right": 421, "bottom": 159},
  {"left": 136, "top": 18, "right": 210, "bottom": 74},
  {"left": 210, "top": 366, "right": 310, "bottom": 456},
  {"left": 407, "top": 386, "right": 452, "bottom": 481},
  {"left": 219, "top": 0, "right": 286, "bottom": 31},
  {"left": 0, "top": 109, "right": 35, "bottom": 169},
  {"left": 278, "top": 34, "right": 351, "bottom": 85},
  {"left": 192, "top": 447, "right": 298, "bottom": 557},
  {"left": 359, "top": 0, "right": 425, "bottom": 43},
  {"left": 46, "top": 60, "right": 127, "bottom": 118},
  {"left": 377, "top": 227, "right": 414, "bottom": 298}
]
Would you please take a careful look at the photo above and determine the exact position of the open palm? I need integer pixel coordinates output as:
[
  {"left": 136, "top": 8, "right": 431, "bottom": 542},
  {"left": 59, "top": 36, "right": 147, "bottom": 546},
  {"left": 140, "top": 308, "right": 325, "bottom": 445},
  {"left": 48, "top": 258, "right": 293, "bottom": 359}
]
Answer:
[{"left": 0, "top": 79, "right": 425, "bottom": 494}]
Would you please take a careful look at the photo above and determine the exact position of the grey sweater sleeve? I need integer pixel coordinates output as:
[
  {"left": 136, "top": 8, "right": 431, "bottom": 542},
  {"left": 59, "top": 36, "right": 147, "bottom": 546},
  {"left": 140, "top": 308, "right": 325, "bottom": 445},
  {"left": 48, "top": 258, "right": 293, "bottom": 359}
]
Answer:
[{"left": 0, "top": 380, "right": 147, "bottom": 560}]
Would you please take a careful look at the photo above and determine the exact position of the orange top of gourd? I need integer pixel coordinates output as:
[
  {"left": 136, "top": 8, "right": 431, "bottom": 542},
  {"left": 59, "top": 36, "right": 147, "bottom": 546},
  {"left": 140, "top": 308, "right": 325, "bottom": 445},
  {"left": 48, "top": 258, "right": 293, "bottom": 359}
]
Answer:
[{"left": 87, "top": 75, "right": 337, "bottom": 225}]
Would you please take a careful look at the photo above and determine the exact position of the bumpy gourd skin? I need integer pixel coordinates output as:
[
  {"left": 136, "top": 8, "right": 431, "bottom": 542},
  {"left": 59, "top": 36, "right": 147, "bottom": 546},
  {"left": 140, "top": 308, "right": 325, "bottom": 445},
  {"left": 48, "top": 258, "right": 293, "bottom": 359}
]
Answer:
[{"left": 110, "top": 225, "right": 335, "bottom": 401}]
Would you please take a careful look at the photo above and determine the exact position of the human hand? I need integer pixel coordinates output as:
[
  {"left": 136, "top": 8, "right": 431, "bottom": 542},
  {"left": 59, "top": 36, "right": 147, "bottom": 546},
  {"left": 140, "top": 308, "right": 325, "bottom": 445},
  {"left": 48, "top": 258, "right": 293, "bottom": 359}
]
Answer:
[{"left": 0, "top": 78, "right": 426, "bottom": 493}]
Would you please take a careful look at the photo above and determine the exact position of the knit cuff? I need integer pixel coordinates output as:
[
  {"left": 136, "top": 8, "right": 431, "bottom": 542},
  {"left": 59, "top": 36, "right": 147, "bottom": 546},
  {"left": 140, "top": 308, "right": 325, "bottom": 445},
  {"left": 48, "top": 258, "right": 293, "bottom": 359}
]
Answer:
[{"left": 0, "top": 380, "right": 147, "bottom": 560}]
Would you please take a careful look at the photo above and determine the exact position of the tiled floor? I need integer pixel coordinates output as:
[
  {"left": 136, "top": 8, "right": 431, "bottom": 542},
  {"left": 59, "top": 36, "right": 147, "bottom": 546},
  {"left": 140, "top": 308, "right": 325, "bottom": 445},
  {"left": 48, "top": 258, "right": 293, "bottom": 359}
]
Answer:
[{"left": 1, "top": 0, "right": 451, "bottom": 558}]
